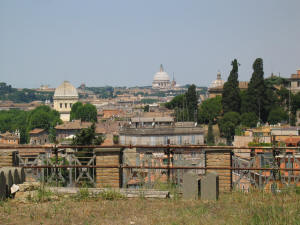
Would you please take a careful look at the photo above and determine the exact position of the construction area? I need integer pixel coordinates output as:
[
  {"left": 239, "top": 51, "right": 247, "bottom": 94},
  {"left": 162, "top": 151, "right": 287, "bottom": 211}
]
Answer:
[{"left": 1, "top": 144, "right": 300, "bottom": 224}]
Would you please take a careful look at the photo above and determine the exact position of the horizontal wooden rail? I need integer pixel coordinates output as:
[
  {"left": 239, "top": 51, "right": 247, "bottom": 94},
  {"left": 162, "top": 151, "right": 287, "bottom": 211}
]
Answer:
[{"left": 10, "top": 165, "right": 300, "bottom": 171}]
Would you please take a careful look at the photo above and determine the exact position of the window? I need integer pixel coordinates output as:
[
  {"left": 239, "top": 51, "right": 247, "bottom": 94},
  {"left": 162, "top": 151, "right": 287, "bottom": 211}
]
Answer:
[
  {"left": 178, "top": 136, "right": 182, "bottom": 145},
  {"left": 285, "top": 155, "right": 294, "bottom": 174},
  {"left": 60, "top": 103, "right": 62, "bottom": 108},
  {"left": 70, "top": 103, "right": 73, "bottom": 108},
  {"left": 65, "top": 103, "right": 68, "bottom": 108},
  {"left": 164, "top": 136, "right": 168, "bottom": 145},
  {"left": 132, "top": 137, "right": 137, "bottom": 145},
  {"left": 191, "top": 136, "right": 195, "bottom": 145},
  {"left": 150, "top": 137, "right": 155, "bottom": 146}
]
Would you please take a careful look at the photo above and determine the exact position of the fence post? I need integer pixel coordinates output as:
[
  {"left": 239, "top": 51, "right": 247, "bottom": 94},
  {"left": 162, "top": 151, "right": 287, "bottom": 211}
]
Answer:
[
  {"left": 95, "top": 148, "right": 121, "bottom": 188},
  {"left": 205, "top": 148, "right": 232, "bottom": 192}
]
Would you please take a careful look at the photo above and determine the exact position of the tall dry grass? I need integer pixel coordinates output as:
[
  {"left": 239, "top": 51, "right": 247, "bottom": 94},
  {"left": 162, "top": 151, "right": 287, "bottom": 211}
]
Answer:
[{"left": 0, "top": 190, "right": 300, "bottom": 225}]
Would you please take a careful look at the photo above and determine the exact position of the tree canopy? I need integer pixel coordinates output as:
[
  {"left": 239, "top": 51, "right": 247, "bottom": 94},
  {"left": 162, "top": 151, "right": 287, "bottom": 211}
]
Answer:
[
  {"left": 218, "top": 111, "right": 240, "bottom": 144},
  {"left": 70, "top": 102, "right": 97, "bottom": 122},
  {"left": 198, "top": 96, "right": 222, "bottom": 124},
  {"left": 0, "top": 106, "right": 61, "bottom": 143},
  {"left": 72, "top": 124, "right": 105, "bottom": 146}
]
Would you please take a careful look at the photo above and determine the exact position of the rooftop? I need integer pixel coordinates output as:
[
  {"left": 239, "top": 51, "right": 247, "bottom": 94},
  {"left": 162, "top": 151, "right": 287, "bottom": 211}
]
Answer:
[
  {"left": 29, "top": 128, "right": 46, "bottom": 134},
  {"left": 54, "top": 81, "right": 78, "bottom": 98},
  {"left": 120, "top": 126, "right": 204, "bottom": 136}
]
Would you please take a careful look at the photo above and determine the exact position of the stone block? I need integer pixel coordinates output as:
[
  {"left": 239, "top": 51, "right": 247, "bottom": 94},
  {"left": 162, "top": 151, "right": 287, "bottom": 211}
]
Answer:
[
  {"left": 201, "top": 172, "right": 219, "bottom": 201},
  {"left": 182, "top": 171, "right": 199, "bottom": 200},
  {"left": 0, "top": 171, "right": 6, "bottom": 200},
  {"left": 0, "top": 168, "right": 13, "bottom": 196}
]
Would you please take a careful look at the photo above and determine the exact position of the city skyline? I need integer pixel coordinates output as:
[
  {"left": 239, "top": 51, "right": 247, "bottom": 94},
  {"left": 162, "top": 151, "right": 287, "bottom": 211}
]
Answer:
[{"left": 1, "top": 0, "right": 300, "bottom": 88}]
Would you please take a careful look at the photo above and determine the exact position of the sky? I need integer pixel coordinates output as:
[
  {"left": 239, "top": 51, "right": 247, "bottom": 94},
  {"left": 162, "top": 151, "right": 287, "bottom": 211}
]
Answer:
[{"left": 1, "top": 0, "right": 300, "bottom": 88}]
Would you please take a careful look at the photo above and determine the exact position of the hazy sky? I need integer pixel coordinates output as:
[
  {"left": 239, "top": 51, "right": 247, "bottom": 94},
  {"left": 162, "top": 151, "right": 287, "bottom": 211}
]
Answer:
[{"left": 1, "top": 0, "right": 300, "bottom": 88}]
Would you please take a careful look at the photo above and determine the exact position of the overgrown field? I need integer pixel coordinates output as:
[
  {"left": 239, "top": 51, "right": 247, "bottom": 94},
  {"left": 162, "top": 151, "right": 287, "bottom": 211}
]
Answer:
[{"left": 1, "top": 190, "right": 300, "bottom": 225}]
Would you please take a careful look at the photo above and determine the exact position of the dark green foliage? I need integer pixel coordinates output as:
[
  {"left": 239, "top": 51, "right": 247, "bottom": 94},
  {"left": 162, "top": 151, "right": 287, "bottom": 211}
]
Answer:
[
  {"left": 186, "top": 84, "right": 198, "bottom": 121},
  {"left": 240, "top": 112, "right": 258, "bottom": 128},
  {"left": 165, "top": 94, "right": 185, "bottom": 109},
  {"left": 264, "top": 76, "right": 288, "bottom": 87},
  {"left": 198, "top": 96, "right": 222, "bottom": 124},
  {"left": 277, "top": 87, "right": 290, "bottom": 108},
  {"left": 222, "top": 59, "right": 241, "bottom": 113},
  {"left": 291, "top": 92, "right": 300, "bottom": 115},
  {"left": 245, "top": 58, "right": 267, "bottom": 121},
  {"left": 70, "top": 102, "right": 83, "bottom": 121},
  {"left": 144, "top": 105, "right": 150, "bottom": 112},
  {"left": 70, "top": 102, "right": 97, "bottom": 122},
  {"left": 0, "top": 82, "right": 53, "bottom": 103},
  {"left": 0, "top": 106, "right": 61, "bottom": 144},
  {"left": 267, "top": 108, "right": 288, "bottom": 125},
  {"left": 207, "top": 122, "right": 215, "bottom": 145},
  {"left": 27, "top": 105, "right": 61, "bottom": 131},
  {"left": 165, "top": 84, "right": 198, "bottom": 122},
  {"left": 72, "top": 124, "right": 105, "bottom": 146},
  {"left": 0, "top": 109, "right": 28, "bottom": 143},
  {"left": 218, "top": 112, "right": 240, "bottom": 144},
  {"left": 85, "top": 86, "right": 113, "bottom": 99}
]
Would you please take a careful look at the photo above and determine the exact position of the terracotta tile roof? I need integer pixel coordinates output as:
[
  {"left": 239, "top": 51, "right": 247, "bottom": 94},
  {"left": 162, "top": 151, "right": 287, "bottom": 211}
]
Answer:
[
  {"left": 284, "top": 137, "right": 300, "bottom": 145},
  {"left": 29, "top": 128, "right": 45, "bottom": 134},
  {"left": 0, "top": 132, "right": 19, "bottom": 139}
]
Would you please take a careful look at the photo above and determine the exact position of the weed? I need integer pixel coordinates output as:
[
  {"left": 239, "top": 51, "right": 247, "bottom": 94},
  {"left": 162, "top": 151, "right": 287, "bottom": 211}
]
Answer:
[
  {"left": 98, "top": 190, "right": 125, "bottom": 200},
  {"left": 35, "top": 187, "right": 53, "bottom": 202}
]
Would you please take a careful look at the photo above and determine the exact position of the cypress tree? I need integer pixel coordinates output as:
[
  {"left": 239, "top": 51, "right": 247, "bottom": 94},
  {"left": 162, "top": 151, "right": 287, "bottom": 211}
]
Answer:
[
  {"left": 222, "top": 59, "right": 241, "bottom": 114},
  {"left": 186, "top": 84, "right": 198, "bottom": 121},
  {"left": 246, "top": 58, "right": 266, "bottom": 121}
]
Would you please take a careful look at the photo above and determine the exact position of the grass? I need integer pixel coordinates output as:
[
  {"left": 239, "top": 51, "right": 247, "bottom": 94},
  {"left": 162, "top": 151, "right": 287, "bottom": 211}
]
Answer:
[{"left": 1, "top": 190, "right": 300, "bottom": 225}]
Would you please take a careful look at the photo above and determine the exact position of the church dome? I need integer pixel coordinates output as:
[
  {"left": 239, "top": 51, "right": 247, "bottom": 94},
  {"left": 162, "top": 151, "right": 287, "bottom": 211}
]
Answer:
[
  {"left": 54, "top": 81, "right": 78, "bottom": 98},
  {"left": 209, "top": 72, "right": 225, "bottom": 88},
  {"left": 153, "top": 64, "right": 170, "bottom": 81}
]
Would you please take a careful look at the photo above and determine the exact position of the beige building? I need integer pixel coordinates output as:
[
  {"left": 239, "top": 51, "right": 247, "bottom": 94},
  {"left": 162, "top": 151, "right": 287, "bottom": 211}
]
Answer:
[
  {"left": 119, "top": 124, "right": 204, "bottom": 146},
  {"left": 29, "top": 129, "right": 49, "bottom": 145},
  {"left": 53, "top": 81, "right": 79, "bottom": 121},
  {"left": 287, "top": 69, "right": 300, "bottom": 94}
]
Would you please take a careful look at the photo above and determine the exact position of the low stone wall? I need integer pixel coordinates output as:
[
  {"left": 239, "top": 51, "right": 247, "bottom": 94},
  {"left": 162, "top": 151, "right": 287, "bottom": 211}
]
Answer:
[{"left": 205, "top": 149, "right": 232, "bottom": 192}]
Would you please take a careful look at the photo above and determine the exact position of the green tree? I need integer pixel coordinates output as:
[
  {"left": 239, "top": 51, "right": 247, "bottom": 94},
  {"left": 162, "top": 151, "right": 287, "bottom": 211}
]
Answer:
[
  {"left": 72, "top": 124, "right": 105, "bottom": 146},
  {"left": 206, "top": 122, "right": 215, "bottom": 145},
  {"left": 198, "top": 96, "right": 222, "bottom": 124},
  {"left": 27, "top": 105, "right": 61, "bottom": 132},
  {"left": 70, "top": 102, "right": 97, "bottom": 122},
  {"left": 240, "top": 112, "right": 258, "bottom": 128},
  {"left": 222, "top": 59, "right": 241, "bottom": 113},
  {"left": 144, "top": 105, "right": 150, "bottom": 112},
  {"left": 186, "top": 84, "right": 198, "bottom": 121},
  {"left": 267, "top": 108, "right": 288, "bottom": 125},
  {"left": 70, "top": 102, "right": 83, "bottom": 121},
  {"left": 245, "top": 58, "right": 267, "bottom": 121},
  {"left": 218, "top": 111, "right": 240, "bottom": 144},
  {"left": 165, "top": 94, "right": 185, "bottom": 109}
]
